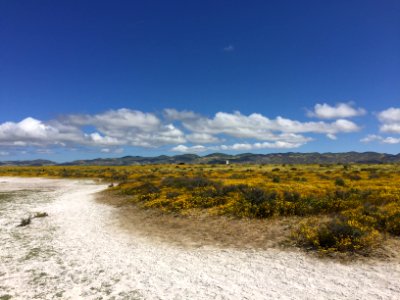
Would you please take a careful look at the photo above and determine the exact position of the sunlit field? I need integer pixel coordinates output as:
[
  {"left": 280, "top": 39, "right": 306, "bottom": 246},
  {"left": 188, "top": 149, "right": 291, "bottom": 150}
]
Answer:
[{"left": 2, "top": 163, "right": 400, "bottom": 256}]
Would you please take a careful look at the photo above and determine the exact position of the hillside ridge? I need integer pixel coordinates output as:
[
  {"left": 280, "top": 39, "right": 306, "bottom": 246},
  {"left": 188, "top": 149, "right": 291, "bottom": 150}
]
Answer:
[{"left": 1, "top": 152, "right": 400, "bottom": 166}]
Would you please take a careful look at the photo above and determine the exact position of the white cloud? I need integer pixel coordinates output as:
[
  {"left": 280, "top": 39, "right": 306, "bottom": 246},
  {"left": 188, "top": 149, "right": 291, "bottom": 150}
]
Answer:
[
  {"left": 171, "top": 140, "right": 304, "bottom": 153},
  {"left": 360, "top": 107, "right": 400, "bottom": 144},
  {"left": 361, "top": 134, "right": 382, "bottom": 143},
  {"left": 329, "top": 119, "right": 360, "bottom": 133},
  {"left": 0, "top": 107, "right": 364, "bottom": 155},
  {"left": 0, "top": 117, "right": 53, "bottom": 141},
  {"left": 378, "top": 107, "right": 400, "bottom": 123},
  {"left": 186, "top": 133, "right": 220, "bottom": 144},
  {"left": 67, "top": 109, "right": 186, "bottom": 147},
  {"left": 177, "top": 111, "right": 360, "bottom": 139},
  {"left": 87, "top": 132, "right": 121, "bottom": 146},
  {"left": 360, "top": 107, "right": 400, "bottom": 143},
  {"left": 377, "top": 108, "right": 400, "bottom": 134},
  {"left": 219, "top": 141, "right": 303, "bottom": 150},
  {"left": 0, "top": 110, "right": 185, "bottom": 149},
  {"left": 382, "top": 137, "right": 400, "bottom": 144},
  {"left": 380, "top": 123, "right": 400, "bottom": 134},
  {"left": 164, "top": 108, "right": 199, "bottom": 121},
  {"left": 361, "top": 134, "right": 400, "bottom": 144},
  {"left": 307, "top": 102, "right": 366, "bottom": 119},
  {"left": 0, "top": 151, "right": 9, "bottom": 156},
  {"left": 67, "top": 108, "right": 161, "bottom": 130},
  {"left": 223, "top": 45, "right": 234, "bottom": 52},
  {"left": 101, "top": 148, "right": 124, "bottom": 154},
  {"left": 171, "top": 145, "right": 207, "bottom": 153},
  {"left": 0, "top": 117, "right": 83, "bottom": 146}
]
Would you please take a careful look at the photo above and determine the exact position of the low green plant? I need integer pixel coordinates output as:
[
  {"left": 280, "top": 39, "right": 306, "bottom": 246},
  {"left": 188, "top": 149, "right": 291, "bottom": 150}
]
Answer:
[
  {"left": 335, "top": 177, "right": 346, "bottom": 187},
  {"left": 293, "top": 215, "right": 381, "bottom": 254}
]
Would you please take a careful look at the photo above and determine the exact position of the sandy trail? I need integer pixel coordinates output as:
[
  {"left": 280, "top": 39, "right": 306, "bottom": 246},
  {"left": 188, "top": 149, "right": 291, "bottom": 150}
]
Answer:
[{"left": 0, "top": 177, "right": 399, "bottom": 299}]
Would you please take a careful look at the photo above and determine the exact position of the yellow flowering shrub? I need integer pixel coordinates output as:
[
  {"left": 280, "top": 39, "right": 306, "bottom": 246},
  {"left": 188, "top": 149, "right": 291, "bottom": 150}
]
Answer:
[{"left": 294, "top": 216, "right": 381, "bottom": 253}]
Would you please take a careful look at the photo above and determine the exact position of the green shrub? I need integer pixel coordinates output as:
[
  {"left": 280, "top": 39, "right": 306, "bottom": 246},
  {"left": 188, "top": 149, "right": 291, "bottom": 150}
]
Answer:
[
  {"left": 378, "top": 203, "right": 400, "bottom": 235},
  {"left": 335, "top": 177, "right": 346, "bottom": 186},
  {"left": 293, "top": 216, "right": 381, "bottom": 254},
  {"left": 272, "top": 176, "right": 281, "bottom": 183},
  {"left": 232, "top": 187, "right": 277, "bottom": 218},
  {"left": 243, "top": 187, "right": 276, "bottom": 206},
  {"left": 166, "top": 191, "right": 180, "bottom": 199},
  {"left": 161, "top": 176, "right": 219, "bottom": 190},
  {"left": 283, "top": 190, "right": 301, "bottom": 202},
  {"left": 130, "top": 182, "right": 160, "bottom": 194},
  {"left": 228, "top": 173, "right": 247, "bottom": 179}
]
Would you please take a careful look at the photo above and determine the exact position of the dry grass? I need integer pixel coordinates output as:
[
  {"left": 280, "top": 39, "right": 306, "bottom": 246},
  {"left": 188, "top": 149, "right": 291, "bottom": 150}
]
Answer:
[
  {"left": 97, "top": 190, "right": 400, "bottom": 262},
  {"left": 96, "top": 190, "right": 298, "bottom": 250}
]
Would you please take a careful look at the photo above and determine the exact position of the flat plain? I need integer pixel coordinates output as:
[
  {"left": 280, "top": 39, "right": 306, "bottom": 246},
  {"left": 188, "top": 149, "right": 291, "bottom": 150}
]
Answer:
[{"left": 1, "top": 164, "right": 400, "bottom": 299}]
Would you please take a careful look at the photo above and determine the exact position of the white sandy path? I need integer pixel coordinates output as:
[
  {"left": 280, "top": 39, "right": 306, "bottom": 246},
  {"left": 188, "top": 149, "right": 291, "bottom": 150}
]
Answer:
[{"left": 0, "top": 177, "right": 400, "bottom": 299}]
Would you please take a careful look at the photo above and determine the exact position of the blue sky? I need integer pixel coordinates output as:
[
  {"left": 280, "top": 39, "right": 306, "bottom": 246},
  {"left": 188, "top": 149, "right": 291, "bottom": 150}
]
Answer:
[{"left": 0, "top": 0, "right": 399, "bottom": 162}]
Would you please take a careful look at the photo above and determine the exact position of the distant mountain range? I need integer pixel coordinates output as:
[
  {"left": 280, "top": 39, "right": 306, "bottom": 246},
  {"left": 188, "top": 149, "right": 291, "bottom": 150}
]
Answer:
[{"left": 1, "top": 152, "right": 400, "bottom": 166}]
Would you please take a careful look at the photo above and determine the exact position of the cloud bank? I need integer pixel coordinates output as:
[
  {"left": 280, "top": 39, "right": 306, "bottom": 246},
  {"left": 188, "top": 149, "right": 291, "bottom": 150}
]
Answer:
[{"left": 0, "top": 104, "right": 367, "bottom": 154}]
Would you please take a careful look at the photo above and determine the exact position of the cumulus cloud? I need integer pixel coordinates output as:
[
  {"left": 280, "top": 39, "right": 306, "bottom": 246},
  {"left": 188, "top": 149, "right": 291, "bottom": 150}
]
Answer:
[
  {"left": 0, "top": 117, "right": 54, "bottom": 142},
  {"left": 166, "top": 109, "right": 362, "bottom": 153},
  {"left": 380, "top": 123, "right": 400, "bottom": 134},
  {"left": 378, "top": 108, "right": 400, "bottom": 134},
  {"left": 86, "top": 133, "right": 121, "bottom": 146},
  {"left": 171, "top": 140, "right": 304, "bottom": 153},
  {"left": 66, "top": 109, "right": 186, "bottom": 147},
  {"left": 362, "top": 107, "right": 400, "bottom": 144},
  {"left": 171, "top": 145, "right": 207, "bottom": 153},
  {"left": 0, "top": 107, "right": 364, "bottom": 154},
  {"left": 0, "top": 109, "right": 185, "bottom": 149},
  {"left": 382, "top": 137, "right": 400, "bottom": 144},
  {"left": 361, "top": 134, "right": 382, "bottom": 143},
  {"left": 307, "top": 102, "right": 366, "bottom": 119},
  {"left": 175, "top": 111, "right": 360, "bottom": 139},
  {"left": 67, "top": 108, "right": 161, "bottom": 130},
  {"left": 0, "top": 117, "right": 83, "bottom": 146},
  {"left": 378, "top": 108, "right": 400, "bottom": 123},
  {"left": 219, "top": 141, "right": 304, "bottom": 150},
  {"left": 186, "top": 133, "right": 220, "bottom": 144},
  {"left": 164, "top": 108, "right": 199, "bottom": 121},
  {"left": 361, "top": 134, "right": 400, "bottom": 144}
]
